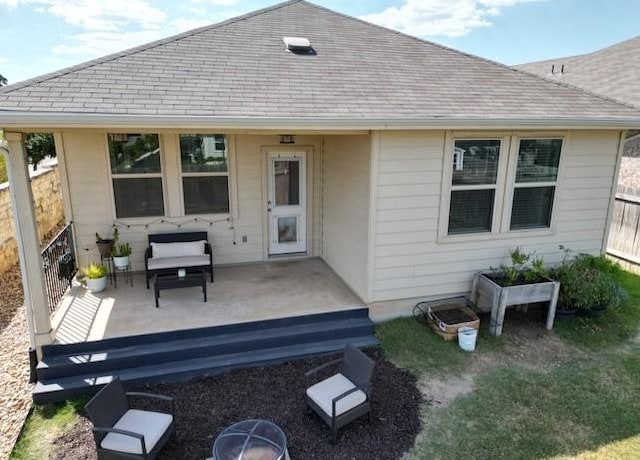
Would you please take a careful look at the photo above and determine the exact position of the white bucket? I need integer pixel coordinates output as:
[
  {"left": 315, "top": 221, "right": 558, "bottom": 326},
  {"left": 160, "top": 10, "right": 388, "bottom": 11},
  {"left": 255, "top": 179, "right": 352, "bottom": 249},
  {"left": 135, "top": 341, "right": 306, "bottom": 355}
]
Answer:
[{"left": 458, "top": 326, "right": 478, "bottom": 352}]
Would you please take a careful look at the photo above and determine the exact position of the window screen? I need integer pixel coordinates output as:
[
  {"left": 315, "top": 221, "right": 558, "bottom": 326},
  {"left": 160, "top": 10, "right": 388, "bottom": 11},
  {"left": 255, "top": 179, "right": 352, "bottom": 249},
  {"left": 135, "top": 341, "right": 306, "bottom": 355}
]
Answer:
[
  {"left": 510, "top": 139, "right": 562, "bottom": 230},
  {"left": 447, "top": 139, "right": 501, "bottom": 235}
]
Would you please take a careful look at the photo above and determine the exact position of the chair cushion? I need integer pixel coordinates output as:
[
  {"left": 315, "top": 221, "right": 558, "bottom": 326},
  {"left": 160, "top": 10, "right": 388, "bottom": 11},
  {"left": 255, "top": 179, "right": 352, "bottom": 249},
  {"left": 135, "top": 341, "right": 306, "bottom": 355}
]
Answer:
[
  {"left": 151, "top": 241, "right": 206, "bottom": 259},
  {"left": 101, "top": 409, "right": 173, "bottom": 455},
  {"left": 306, "top": 373, "right": 367, "bottom": 417},
  {"left": 148, "top": 255, "right": 210, "bottom": 271}
]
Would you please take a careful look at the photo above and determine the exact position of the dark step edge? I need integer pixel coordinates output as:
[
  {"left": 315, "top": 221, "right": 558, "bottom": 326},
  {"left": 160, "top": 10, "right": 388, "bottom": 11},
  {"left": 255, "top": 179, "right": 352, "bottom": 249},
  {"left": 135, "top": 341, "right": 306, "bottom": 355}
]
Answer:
[
  {"left": 39, "top": 317, "right": 374, "bottom": 369},
  {"left": 37, "top": 323, "right": 375, "bottom": 380},
  {"left": 33, "top": 337, "right": 380, "bottom": 404},
  {"left": 43, "top": 307, "right": 370, "bottom": 357}
]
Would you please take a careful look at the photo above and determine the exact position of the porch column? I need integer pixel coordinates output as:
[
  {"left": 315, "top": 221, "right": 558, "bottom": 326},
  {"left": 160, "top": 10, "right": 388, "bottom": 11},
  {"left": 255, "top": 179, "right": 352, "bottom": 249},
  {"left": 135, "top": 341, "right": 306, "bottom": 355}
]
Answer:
[{"left": 3, "top": 132, "right": 53, "bottom": 351}]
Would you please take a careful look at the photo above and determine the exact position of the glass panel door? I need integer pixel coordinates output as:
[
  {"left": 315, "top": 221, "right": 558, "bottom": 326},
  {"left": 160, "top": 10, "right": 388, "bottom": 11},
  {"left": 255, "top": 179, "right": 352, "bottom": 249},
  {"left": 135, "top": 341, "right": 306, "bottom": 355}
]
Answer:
[{"left": 268, "top": 152, "right": 306, "bottom": 255}]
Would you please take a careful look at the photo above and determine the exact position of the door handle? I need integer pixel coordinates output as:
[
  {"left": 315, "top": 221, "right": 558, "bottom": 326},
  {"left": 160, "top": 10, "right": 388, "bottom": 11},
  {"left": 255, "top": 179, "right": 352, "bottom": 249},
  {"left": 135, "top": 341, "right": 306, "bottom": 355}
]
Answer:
[{"left": 267, "top": 201, "right": 272, "bottom": 212}]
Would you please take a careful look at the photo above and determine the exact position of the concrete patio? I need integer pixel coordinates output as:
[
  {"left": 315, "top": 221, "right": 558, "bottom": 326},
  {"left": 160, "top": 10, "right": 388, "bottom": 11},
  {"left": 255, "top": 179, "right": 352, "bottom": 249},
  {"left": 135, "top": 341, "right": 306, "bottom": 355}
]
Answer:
[{"left": 51, "top": 258, "right": 364, "bottom": 344}]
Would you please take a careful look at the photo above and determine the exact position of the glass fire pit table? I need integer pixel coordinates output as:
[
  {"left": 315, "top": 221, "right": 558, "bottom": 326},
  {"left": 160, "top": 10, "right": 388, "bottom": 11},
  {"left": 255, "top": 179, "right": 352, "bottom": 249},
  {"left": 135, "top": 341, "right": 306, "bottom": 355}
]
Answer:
[{"left": 213, "top": 419, "right": 290, "bottom": 460}]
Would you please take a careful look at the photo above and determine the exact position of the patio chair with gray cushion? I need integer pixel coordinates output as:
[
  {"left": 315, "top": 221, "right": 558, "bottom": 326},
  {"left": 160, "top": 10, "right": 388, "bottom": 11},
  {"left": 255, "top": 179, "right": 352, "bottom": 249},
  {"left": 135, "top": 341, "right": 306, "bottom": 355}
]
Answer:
[
  {"left": 305, "top": 345, "right": 375, "bottom": 444},
  {"left": 85, "top": 378, "right": 175, "bottom": 459}
]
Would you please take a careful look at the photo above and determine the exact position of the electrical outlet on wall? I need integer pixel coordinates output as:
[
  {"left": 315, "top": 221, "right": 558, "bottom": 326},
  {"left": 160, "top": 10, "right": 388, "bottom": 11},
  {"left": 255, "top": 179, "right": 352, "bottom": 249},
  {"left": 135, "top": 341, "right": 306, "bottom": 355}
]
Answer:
[{"left": 242, "top": 235, "right": 248, "bottom": 243}]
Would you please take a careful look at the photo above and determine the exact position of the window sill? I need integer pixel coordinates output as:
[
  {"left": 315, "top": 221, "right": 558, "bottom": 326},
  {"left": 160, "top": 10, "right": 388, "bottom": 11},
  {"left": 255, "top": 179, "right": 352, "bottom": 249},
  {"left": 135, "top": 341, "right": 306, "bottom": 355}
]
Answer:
[{"left": 437, "top": 228, "right": 555, "bottom": 244}]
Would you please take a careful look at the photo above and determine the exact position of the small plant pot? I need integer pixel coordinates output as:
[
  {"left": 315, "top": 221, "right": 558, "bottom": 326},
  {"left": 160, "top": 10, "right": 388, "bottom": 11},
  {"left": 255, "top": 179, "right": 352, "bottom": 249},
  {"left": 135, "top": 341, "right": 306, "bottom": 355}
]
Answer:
[
  {"left": 113, "top": 255, "right": 130, "bottom": 269},
  {"left": 556, "top": 308, "right": 578, "bottom": 320},
  {"left": 96, "top": 240, "right": 114, "bottom": 258},
  {"left": 580, "top": 305, "right": 607, "bottom": 318},
  {"left": 86, "top": 276, "right": 107, "bottom": 293}
]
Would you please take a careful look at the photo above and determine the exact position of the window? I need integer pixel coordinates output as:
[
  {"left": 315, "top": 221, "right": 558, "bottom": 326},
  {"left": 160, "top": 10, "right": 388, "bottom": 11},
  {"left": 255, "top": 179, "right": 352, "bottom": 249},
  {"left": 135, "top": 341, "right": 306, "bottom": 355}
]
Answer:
[
  {"left": 510, "top": 139, "right": 562, "bottom": 230},
  {"left": 108, "top": 133, "right": 164, "bottom": 218},
  {"left": 447, "top": 139, "right": 501, "bottom": 235},
  {"left": 179, "top": 134, "right": 230, "bottom": 214}
]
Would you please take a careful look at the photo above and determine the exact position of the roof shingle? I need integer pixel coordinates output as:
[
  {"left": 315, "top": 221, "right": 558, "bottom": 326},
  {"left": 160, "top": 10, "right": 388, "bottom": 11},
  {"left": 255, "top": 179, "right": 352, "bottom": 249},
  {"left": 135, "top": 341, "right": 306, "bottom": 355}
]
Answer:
[
  {"left": 516, "top": 36, "right": 640, "bottom": 109},
  {"left": 1, "top": 0, "right": 639, "bottom": 122}
]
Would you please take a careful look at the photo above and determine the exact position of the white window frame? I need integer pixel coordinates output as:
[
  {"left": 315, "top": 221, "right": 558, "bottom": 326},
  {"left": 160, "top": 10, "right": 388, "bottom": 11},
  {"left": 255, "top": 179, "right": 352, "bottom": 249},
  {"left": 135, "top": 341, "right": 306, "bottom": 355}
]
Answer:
[
  {"left": 501, "top": 134, "right": 567, "bottom": 234},
  {"left": 105, "top": 132, "right": 167, "bottom": 220},
  {"left": 438, "top": 132, "right": 510, "bottom": 242},
  {"left": 438, "top": 131, "right": 568, "bottom": 243},
  {"left": 178, "top": 133, "right": 232, "bottom": 216}
]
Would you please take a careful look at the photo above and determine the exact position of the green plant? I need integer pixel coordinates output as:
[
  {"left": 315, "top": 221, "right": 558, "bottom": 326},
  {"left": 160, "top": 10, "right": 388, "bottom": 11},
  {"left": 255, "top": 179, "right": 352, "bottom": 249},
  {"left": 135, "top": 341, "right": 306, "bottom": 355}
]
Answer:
[
  {"left": 491, "top": 247, "right": 548, "bottom": 286},
  {"left": 551, "top": 247, "right": 627, "bottom": 311},
  {"left": 112, "top": 242, "right": 132, "bottom": 257},
  {"left": 24, "top": 133, "right": 55, "bottom": 169},
  {"left": 83, "top": 263, "right": 107, "bottom": 279},
  {"left": 0, "top": 154, "right": 7, "bottom": 183},
  {"left": 95, "top": 227, "right": 119, "bottom": 244}
]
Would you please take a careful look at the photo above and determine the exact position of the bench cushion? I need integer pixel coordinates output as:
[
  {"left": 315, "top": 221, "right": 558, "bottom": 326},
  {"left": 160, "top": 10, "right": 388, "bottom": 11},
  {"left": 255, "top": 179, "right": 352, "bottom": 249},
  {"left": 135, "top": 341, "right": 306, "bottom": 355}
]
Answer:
[
  {"left": 306, "top": 373, "right": 367, "bottom": 417},
  {"left": 101, "top": 409, "right": 173, "bottom": 455},
  {"left": 150, "top": 241, "right": 206, "bottom": 259},
  {"left": 148, "top": 255, "right": 210, "bottom": 271}
]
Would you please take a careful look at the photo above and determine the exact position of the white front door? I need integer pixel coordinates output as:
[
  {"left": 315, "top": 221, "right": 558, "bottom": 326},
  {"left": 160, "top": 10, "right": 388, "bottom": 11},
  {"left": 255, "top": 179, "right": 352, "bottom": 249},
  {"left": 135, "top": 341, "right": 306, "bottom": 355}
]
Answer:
[{"left": 267, "top": 151, "right": 307, "bottom": 255}]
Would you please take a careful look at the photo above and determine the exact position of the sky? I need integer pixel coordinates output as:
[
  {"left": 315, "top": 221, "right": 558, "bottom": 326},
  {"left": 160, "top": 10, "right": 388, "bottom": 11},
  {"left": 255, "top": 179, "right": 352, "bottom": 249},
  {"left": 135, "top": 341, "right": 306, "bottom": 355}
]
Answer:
[{"left": 1, "top": 0, "right": 639, "bottom": 85}]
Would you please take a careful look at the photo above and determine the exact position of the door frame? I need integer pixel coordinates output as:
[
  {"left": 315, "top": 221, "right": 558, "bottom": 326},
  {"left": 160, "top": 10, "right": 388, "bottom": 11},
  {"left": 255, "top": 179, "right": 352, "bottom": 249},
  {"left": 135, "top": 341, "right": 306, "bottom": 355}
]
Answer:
[{"left": 261, "top": 145, "right": 314, "bottom": 260}]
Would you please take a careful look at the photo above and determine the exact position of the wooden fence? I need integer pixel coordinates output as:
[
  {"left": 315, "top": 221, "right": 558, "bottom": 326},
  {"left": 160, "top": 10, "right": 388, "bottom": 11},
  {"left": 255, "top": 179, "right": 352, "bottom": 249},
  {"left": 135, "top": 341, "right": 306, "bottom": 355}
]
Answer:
[{"left": 607, "top": 192, "right": 640, "bottom": 267}]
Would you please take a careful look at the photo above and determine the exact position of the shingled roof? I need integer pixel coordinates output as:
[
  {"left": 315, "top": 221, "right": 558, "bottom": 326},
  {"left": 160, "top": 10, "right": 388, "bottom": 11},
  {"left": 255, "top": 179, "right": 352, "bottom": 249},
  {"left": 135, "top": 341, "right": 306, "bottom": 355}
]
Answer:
[
  {"left": 1, "top": 0, "right": 639, "bottom": 127},
  {"left": 516, "top": 36, "right": 640, "bottom": 109}
]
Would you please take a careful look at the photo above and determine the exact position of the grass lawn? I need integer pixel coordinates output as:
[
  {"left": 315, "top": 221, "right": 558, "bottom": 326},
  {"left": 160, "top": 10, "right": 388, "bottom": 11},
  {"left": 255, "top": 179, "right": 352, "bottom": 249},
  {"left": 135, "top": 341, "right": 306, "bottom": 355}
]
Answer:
[
  {"left": 378, "top": 269, "right": 640, "bottom": 460},
  {"left": 10, "top": 399, "right": 86, "bottom": 460},
  {"left": 11, "top": 270, "right": 640, "bottom": 459}
]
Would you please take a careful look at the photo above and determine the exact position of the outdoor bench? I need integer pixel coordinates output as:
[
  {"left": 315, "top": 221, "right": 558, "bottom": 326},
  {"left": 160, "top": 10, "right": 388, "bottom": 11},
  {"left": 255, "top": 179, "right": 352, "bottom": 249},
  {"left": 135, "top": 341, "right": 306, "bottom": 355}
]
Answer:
[{"left": 144, "top": 231, "right": 213, "bottom": 289}]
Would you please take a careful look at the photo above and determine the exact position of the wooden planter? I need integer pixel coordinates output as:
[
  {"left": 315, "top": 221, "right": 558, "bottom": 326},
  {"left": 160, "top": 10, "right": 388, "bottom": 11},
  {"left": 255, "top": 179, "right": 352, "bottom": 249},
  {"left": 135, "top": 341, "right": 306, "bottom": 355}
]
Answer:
[{"left": 471, "top": 273, "right": 560, "bottom": 336}]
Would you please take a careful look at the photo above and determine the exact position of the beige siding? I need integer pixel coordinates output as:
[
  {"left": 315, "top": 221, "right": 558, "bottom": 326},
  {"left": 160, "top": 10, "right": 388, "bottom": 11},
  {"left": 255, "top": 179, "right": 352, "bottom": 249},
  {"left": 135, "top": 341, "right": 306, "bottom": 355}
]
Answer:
[
  {"left": 323, "top": 135, "right": 371, "bottom": 301},
  {"left": 62, "top": 131, "right": 323, "bottom": 270},
  {"left": 370, "top": 130, "right": 620, "bottom": 318}
]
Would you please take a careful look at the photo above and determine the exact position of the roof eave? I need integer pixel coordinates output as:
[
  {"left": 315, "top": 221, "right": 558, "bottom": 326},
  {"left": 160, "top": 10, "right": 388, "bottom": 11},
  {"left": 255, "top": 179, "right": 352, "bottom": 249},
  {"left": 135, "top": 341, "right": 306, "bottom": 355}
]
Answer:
[{"left": 1, "top": 112, "right": 639, "bottom": 131}]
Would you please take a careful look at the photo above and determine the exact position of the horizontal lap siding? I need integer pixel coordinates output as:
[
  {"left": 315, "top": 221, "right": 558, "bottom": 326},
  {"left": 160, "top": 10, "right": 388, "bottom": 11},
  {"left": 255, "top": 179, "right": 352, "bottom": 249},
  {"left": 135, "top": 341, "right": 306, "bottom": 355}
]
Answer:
[
  {"left": 371, "top": 130, "right": 619, "bottom": 304},
  {"left": 323, "top": 135, "right": 370, "bottom": 301},
  {"left": 64, "top": 131, "right": 322, "bottom": 270}
]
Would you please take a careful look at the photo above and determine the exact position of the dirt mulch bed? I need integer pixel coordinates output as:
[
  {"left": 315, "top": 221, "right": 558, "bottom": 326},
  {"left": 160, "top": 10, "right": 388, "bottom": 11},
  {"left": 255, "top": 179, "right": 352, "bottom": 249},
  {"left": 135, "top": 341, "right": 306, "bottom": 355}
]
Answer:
[
  {"left": 0, "top": 219, "right": 65, "bottom": 333},
  {"left": 51, "top": 349, "right": 422, "bottom": 460},
  {"left": 0, "top": 265, "right": 24, "bottom": 333}
]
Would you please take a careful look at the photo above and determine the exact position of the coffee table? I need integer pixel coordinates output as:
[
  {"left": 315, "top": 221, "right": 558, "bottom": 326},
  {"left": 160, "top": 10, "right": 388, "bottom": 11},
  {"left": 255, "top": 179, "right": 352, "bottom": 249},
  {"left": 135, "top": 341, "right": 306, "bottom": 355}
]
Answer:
[{"left": 154, "top": 269, "right": 207, "bottom": 308}]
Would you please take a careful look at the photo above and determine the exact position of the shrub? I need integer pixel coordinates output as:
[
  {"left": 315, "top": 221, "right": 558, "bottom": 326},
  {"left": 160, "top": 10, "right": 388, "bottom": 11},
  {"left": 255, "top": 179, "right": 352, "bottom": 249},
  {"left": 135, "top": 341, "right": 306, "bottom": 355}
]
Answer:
[
  {"left": 551, "top": 248, "right": 627, "bottom": 311},
  {"left": 0, "top": 155, "right": 7, "bottom": 183}
]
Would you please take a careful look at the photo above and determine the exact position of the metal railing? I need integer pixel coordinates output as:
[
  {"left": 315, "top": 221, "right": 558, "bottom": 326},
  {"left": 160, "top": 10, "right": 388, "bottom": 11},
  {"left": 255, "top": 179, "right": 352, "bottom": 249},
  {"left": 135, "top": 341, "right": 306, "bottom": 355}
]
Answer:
[{"left": 41, "top": 222, "right": 77, "bottom": 313}]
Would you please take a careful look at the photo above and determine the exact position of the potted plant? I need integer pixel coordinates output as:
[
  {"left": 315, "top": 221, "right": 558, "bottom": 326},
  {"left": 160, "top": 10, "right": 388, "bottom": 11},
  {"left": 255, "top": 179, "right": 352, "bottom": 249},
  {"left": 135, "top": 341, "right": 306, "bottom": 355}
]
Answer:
[
  {"left": 549, "top": 247, "right": 582, "bottom": 320},
  {"left": 572, "top": 255, "right": 627, "bottom": 317},
  {"left": 83, "top": 263, "right": 108, "bottom": 293},
  {"left": 112, "top": 242, "right": 132, "bottom": 269},
  {"left": 95, "top": 227, "right": 118, "bottom": 258},
  {"left": 550, "top": 249, "right": 627, "bottom": 319},
  {"left": 471, "top": 247, "right": 560, "bottom": 336}
]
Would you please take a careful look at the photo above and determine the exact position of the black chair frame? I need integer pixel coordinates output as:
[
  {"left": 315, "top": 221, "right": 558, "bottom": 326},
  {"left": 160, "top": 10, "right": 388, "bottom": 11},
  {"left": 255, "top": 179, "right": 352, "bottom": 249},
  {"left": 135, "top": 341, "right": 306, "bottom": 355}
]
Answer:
[
  {"left": 305, "top": 345, "right": 375, "bottom": 444},
  {"left": 144, "top": 231, "right": 213, "bottom": 289},
  {"left": 85, "top": 378, "right": 175, "bottom": 460}
]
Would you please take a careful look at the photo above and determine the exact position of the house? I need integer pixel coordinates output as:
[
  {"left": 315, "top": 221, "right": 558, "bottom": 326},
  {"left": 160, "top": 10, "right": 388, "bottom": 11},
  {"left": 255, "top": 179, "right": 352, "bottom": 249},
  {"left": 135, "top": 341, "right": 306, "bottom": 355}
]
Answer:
[
  {"left": 517, "top": 36, "right": 640, "bottom": 264},
  {"left": 1, "top": 0, "right": 640, "bottom": 401},
  {"left": 515, "top": 36, "right": 640, "bottom": 109}
]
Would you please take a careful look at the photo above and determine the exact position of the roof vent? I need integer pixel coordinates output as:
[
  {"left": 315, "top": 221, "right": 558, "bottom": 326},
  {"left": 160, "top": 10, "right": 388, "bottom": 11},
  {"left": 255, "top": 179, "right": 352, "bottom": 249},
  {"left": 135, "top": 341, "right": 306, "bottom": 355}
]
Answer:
[{"left": 283, "top": 36, "right": 315, "bottom": 55}]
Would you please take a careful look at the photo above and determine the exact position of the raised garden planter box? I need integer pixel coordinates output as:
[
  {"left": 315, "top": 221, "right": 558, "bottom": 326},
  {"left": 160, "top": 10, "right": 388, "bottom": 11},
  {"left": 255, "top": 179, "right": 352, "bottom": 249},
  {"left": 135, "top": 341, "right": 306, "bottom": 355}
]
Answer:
[{"left": 471, "top": 272, "right": 560, "bottom": 336}]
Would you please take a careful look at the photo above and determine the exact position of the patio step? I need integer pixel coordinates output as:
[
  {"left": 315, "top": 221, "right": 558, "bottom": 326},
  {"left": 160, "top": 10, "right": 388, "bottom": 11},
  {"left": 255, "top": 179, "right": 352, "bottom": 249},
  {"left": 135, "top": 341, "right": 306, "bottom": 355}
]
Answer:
[
  {"left": 33, "top": 308, "right": 379, "bottom": 404},
  {"left": 37, "top": 317, "right": 375, "bottom": 380}
]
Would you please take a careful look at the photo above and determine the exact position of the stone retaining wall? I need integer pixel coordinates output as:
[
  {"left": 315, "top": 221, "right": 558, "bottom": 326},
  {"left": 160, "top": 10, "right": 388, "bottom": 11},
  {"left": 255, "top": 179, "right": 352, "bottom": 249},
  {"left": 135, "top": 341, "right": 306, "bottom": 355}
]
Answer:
[{"left": 0, "top": 166, "right": 65, "bottom": 274}]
